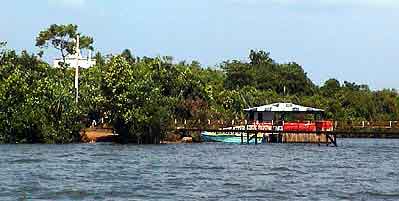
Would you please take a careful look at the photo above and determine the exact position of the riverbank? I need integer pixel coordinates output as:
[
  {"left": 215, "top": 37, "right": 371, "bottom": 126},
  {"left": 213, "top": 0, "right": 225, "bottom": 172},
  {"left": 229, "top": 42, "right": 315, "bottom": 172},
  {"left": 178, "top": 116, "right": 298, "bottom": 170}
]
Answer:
[
  {"left": 80, "top": 128, "right": 117, "bottom": 143},
  {"left": 80, "top": 129, "right": 199, "bottom": 144},
  {"left": 79, "top": 127, "right": 399, "bottom": 144}
]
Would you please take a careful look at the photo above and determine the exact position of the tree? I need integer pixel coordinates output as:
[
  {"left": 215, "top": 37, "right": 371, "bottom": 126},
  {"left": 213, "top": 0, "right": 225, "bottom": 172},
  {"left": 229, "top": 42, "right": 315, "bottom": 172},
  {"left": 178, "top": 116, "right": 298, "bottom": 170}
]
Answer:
[
  {"left": 321, "top": 79, "right": 340, "bottom": 97},
  {"left": 0, "top": 41, "right": 6, "bottom": 49},
  {"left": 222, "top": 60, "right": 254, "bottom": 90},
  {"left": 35, "top": 24, "right": 94, "bottom": 64},
  {"left": 121, "top": 49, "right": 136, "bottom": 64},
  {"left": 94, "top": 52, "right": 106, "bottom": 66},
  {"left": 249, "top": 50, "right": 273, "bottom": 65},
  {"left": 223, "top": 50, "right": 316, "bottom": 96},
  {"left": 0, "top": 41, "right": 6, "bottom": 62},
  {"left": 101, "top": 56, "right": 172, "bottom": 143},
  {"left": 0, "top": 50, "right": 82, "bottom": 143},
  {"left": 79, "top": 65, "right": 108, "bottom": 127},
  {"left": 274, "top": 62, "right": 316, "bottom": 96}
]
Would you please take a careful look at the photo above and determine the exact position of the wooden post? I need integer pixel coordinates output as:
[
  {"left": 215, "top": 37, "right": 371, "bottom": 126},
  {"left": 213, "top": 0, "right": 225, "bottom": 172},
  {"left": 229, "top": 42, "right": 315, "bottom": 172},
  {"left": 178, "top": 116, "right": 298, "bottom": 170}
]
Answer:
[
  {"left": 326, "top": 133, "right": 329, "bottom": 146},
  {"left": 318, "top": 133, "right": 321, "bottom": 146},
  {"left": 255, "top": 125, "right": 259, "bottom": 145},
  {"left": 241, "top": 132, "right": 244, "bottom": 144},
  {"left": 245, "top": 124, "right": 249, "bottom": 144},
  {"left": 255, "top": 134, "right": 258, "bottom": 145},
  {"left": 335, "top": 133, "right": 338, "bottom": 147}
]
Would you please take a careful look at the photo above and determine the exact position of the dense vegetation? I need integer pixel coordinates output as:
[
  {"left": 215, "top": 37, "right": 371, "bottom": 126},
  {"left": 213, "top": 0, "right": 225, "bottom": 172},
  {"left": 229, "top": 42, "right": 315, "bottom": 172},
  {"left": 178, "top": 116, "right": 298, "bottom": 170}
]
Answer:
[{"left": 1, "top": 25, "right": 398, "bottom": 144}]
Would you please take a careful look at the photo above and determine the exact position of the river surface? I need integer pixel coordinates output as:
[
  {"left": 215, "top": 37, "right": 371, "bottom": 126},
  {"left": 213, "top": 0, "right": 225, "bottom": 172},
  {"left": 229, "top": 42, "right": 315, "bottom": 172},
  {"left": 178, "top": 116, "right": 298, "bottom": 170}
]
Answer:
[{"left": 0, "top": 139, "right": 399, "bottom": 201}]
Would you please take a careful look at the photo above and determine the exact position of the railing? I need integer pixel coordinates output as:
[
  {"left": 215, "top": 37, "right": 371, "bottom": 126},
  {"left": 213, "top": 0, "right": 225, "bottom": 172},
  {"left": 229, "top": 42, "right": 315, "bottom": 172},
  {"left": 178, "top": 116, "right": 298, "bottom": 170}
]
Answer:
[
  {"left": 172, "top": 119, "right": 399, "bottom": 130},
  {"left": 334, "top": 121, "right": 399, "bottom": 130},
  {"left": 171, "top": 119, "right": 399, "bottom": 147}
]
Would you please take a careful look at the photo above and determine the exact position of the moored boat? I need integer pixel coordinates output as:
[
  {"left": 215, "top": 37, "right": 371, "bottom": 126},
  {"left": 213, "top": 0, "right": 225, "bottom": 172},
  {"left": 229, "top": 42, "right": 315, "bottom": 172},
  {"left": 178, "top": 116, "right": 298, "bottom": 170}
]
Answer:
[{"left": 201, "top": 131, "right": 264, "bottom": 144}]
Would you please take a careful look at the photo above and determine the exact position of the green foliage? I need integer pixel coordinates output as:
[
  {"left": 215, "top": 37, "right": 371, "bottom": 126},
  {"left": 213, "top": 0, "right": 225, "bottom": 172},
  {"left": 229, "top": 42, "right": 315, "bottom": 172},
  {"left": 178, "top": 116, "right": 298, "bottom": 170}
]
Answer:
[
  {"left": 1, "top": 42, "right": 399, "bottom": 144},
  {"left": 94, "top": 52, "right": 106, "bottom": 66},
  {"left": 0, "top": 49, "right": 82, "bottom": 143},
  {"left": 121, "top": 49, "right": 136, "bottom": 64},
  {"left": 0, "top": 41, "right": 6, "bottom": 49},
  {"left": 100, "top": 56, "right": 174, "bottom": 143},
  {"left": 321, "top": 79, "right": 340, "bottom": 97},
  {"left": 223, "top": 50, "right": 316, "bottom": 96},
  {"left": 79, "top": 64, "right": 107, "bottom": 127}
]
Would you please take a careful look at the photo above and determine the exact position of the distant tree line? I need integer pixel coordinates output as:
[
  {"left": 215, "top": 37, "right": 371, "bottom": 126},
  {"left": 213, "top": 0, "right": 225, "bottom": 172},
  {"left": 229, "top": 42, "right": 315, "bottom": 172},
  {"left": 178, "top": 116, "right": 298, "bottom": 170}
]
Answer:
[{"left": 0, "top": 24, "right": 398, "bottom": 144}]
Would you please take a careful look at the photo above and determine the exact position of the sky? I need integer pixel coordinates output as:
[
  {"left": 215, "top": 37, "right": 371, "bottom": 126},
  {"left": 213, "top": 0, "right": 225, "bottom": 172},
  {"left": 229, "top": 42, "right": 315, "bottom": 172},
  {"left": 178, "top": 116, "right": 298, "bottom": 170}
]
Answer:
[{"left": 1, "top": 0, "right": 398, "bottom": 89}]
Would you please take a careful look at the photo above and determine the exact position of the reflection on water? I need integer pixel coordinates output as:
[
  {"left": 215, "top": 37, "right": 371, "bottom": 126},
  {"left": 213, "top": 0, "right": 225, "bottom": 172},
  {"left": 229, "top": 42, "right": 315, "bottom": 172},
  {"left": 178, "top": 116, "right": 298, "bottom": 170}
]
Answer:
[{"left": 0, "top": 139, "right": 399, "bottom": 201}]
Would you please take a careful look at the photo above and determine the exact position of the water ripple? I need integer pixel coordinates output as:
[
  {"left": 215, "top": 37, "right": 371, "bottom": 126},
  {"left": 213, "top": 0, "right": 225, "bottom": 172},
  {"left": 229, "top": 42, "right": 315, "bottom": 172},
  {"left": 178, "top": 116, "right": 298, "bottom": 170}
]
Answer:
[{"left": 0, "top": 139, "right": 398, "bottom": 200}]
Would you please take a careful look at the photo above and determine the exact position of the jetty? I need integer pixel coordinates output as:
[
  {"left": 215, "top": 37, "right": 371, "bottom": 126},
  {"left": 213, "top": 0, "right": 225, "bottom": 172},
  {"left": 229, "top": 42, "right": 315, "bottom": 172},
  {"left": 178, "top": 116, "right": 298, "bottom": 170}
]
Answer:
[{"left": 177, "top": 103, "right": 339, "bottom": 146}]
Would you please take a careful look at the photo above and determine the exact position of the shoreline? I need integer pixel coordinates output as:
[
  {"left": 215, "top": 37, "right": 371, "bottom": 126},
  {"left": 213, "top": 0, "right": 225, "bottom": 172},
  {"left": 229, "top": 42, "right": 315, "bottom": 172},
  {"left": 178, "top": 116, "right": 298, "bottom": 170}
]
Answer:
[{"left": 79, "top": 127, "right": 399, "bottom": 144}]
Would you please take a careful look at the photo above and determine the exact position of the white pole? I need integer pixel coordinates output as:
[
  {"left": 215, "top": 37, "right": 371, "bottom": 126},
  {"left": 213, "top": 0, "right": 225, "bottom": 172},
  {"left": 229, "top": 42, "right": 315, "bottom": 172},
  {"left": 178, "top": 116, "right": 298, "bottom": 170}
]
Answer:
[
  {"left": 283, "top": 86, "right": 286, "bottom": 95},
  {"left": 75, "top": 34, "right": 80, "bottom": 103},
  {"left": 75, "top": 65, "right": 79, "bottom": 103}
]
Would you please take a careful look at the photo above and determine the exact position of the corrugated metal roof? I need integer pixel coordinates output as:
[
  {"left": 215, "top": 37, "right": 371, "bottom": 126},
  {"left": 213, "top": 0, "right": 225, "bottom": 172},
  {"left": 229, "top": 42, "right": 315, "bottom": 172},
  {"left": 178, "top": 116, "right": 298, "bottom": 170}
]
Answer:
[{"left": 244, "top": 103, "right": 324, "bottom": 112}]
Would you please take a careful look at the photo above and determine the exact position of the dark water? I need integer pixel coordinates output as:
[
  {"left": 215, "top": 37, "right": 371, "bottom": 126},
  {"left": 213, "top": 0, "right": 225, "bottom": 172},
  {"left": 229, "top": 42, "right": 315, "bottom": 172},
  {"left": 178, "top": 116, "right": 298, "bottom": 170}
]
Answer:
[{"left": 1, "top": 139, "right": 399, "bottom": 201}]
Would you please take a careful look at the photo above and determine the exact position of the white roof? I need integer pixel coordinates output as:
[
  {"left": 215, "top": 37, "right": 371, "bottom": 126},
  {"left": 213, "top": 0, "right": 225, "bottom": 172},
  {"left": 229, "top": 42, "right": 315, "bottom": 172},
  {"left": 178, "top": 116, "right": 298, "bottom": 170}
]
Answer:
[
  {"left": 53, "top": 49, "right": 95, "bottom": 69},
  {"left": 53, "top": 57, "right": 96, "bottom": 69},
  {"left": 244, "top": 102, "right": 324, "bottom": 112}
]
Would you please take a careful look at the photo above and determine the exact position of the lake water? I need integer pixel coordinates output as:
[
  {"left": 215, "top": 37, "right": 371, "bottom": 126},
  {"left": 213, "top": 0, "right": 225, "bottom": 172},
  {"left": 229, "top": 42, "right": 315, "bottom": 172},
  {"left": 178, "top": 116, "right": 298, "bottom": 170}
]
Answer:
[{"left": 0, "top": 139, "right": 398, "bottom": 201}]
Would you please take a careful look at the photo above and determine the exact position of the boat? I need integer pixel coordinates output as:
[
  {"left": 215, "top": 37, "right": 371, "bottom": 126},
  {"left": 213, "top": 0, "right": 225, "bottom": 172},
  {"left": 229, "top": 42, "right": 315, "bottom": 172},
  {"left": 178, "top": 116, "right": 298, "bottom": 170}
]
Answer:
[
  {"left": 200, "top": 124, "right": 269, "bottom": 143},
  {"left": 201, "top": 131, "right": 265, "bottom": 144}
]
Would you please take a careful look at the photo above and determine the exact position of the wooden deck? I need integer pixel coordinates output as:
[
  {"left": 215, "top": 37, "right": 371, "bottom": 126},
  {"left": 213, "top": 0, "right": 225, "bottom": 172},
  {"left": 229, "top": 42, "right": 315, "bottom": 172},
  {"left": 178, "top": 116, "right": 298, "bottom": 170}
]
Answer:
[{"left": 178, "top": 128, "right": 338, "bottom": 146}]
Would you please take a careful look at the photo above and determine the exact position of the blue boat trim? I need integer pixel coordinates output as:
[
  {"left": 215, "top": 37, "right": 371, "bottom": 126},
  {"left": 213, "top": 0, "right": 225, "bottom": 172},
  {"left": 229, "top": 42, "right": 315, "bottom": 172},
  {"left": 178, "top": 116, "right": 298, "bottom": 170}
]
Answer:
[{"left": 201, "top": 131, "right": 265, "bottom": 144}]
